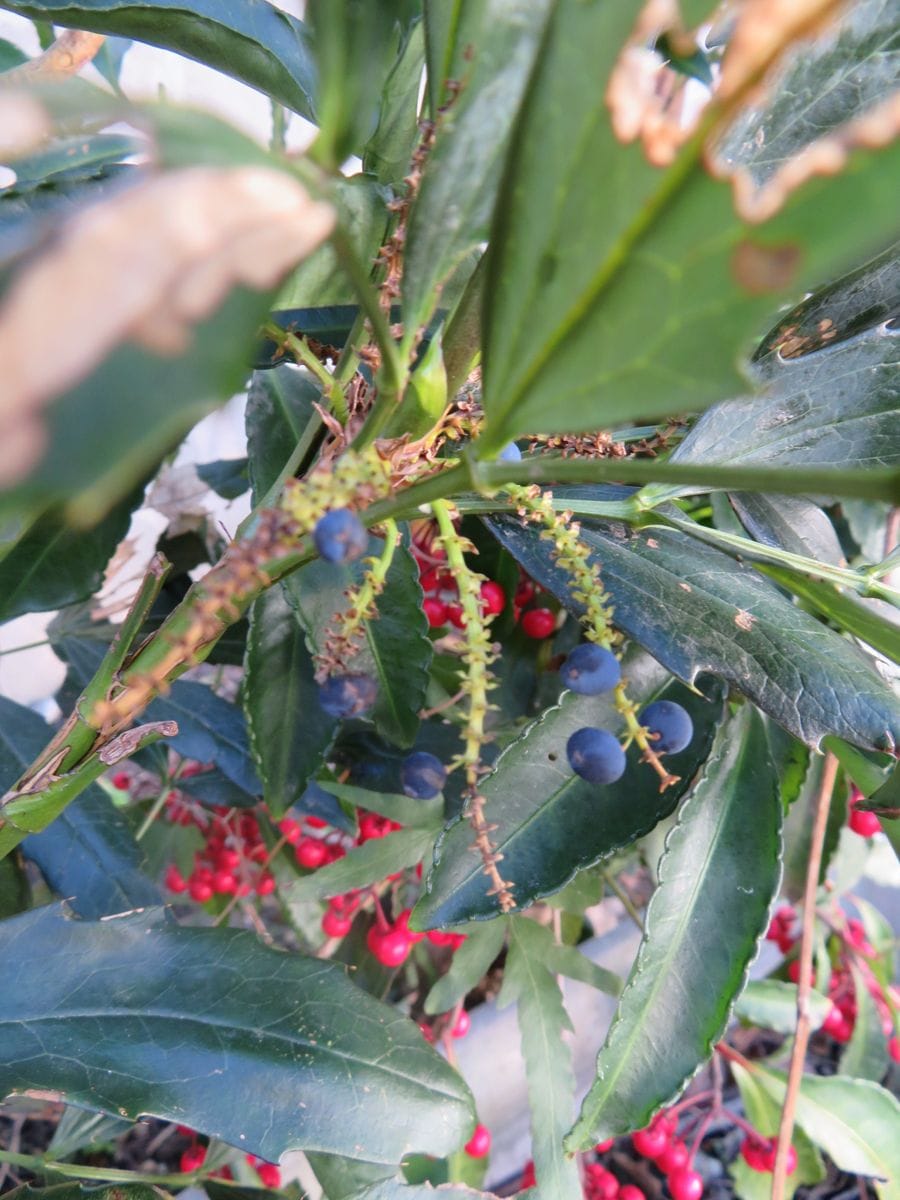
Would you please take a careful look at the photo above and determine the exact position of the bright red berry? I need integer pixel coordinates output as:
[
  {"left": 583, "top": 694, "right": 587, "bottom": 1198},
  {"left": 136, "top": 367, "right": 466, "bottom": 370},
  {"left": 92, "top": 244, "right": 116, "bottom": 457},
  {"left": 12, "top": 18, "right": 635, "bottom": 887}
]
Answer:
[
  {"left": 255, "top": 1162, "right": 281, "bottom": 1189},
  {"left": 278, "top": 817, "right": 302, "bottom": 844},
  {"left": 515, "top": 579, "right": 535, "bottom": 606},
  {"left": 188, "top": 877, "right": 214, "bottom": 903},
  {"left": 322, "top": 909, "right": 352, "bottom": 938},
  {"left": 823, "top": 1003, "right": 854, "bottom": 1042},
  {"left": 740, "top": 1136, "right": 769, "bottom": 1172},
  {"left": 619, "top": 1187, "right": 646, "bottom": 1200},
  {"left": 521, "top": 1160, "right": 536, "bottom": 1188},
  {"left": 446, "top": 603, "right": 465, "bottom": 629},
  {"left": 423, "top": 597, "right": 448, "bottom": 627},
  {"left": 366, "top": 926, "right": 411, "bottom": 968},
  {"left": 216, "top": 847, "right": 242, "bottom": 870},
  {"left": 657, "top": 1139, "right": 690, "bottom": 1176},
  {"left": 889, "top": 1035, "right": 900, "bottom": 1062},
  {"left": 587, "top": 1167, "right": 619, "bottom": 1199},
  {"left": 480, "top": 581, "right": 506, "bottom": 615},
  {"left": 212, "top": 870, "right": 237, "bottom": 894},
  {"left": 111, "top": 772, "right": 131, "bottom": 790},
  {"left": 464, "top": 1124, "right": 491, "bottom": 1158},
  {"left": 296, "top": 838, "right": 329, "bottom": 869},
  {"left": 164, "top": 864, "right": 187, "bottom": 893},
  {"left": 521, "top": 607, "right": 555, "bottom": 639},
  {"left": 255, "top": 874, "right": 276, "bottom": 896},
  {"left": 632, "top": 1125, "right": 668, "bottom": 1159},
  {"left": 594, "top": 1139, "right": 615, "bottom": 1154},
  {"left": 394, "top": 909, "right": 425, "bottom": 944},
  {"left": 180, "top": 1145, "right": 207, "bottom": 1173},
  {"left": 450, "top": 1009, "right": 471, "bottom": 1038},
  {"left": 668, "top": 1169, "right": 703, "bottom": 1200},
  {"left": 849, "top": 806, "right": 882, "bottom": 837},
  {"left": 426, "top": 929, "right": 453, "bottom": 947}
]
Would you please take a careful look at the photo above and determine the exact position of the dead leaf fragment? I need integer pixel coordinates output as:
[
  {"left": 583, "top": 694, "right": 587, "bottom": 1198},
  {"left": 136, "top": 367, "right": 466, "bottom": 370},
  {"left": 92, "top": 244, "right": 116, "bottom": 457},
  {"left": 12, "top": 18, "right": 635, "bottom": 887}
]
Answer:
[
  {"left": 0, "top": 166, "right": 334, "bottom": 487},
  {"left": 734, "top": 609, "right": 755, "bottom": 630},
  {"left": 732, "top": 238, "right": 802, "bottom": 294}
]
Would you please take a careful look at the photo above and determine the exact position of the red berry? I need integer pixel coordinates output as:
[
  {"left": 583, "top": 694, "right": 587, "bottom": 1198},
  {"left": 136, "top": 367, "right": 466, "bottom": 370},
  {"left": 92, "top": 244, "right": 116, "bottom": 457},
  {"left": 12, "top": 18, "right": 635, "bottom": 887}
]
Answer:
[
  {"left": 657, "top": 1139, "right": 690, "bottom": 1176},
  {"left": 423, "top": 597, "right": 448, "bottom": 627},
  {"left": 180, "top": 1145, "right": 207, "bottom": 1173},
  {"left": 787, "top": 959, "right": 800, "bottom": 983},
  {"left": 111, "top": 772, "right": 131, "bottom": 790},
  {"left": 464, "top": 1124, "right": 491, "bottom": 1158},
  {"left": 188, "top": 878, "right": 214, "bottom": 904},
  {"left": 322, "top": 909, "right": 352, "bottom": 938},
  {"left": 212, "top": 870, "right": 237, "bottom": 894},
  {"left": 450, "top": 1009, "right": 471, "bottom": 1038},
  {"left": 426, "top": 929, "right": 454, "bottom": 947},
  {"left": 889, "top": 1035, "right": 900, "bottom": 1062},
  {"left": 849, "top": 806, "right": 882, "bottom": 837},
  {"left": 740, "top": 1136, "right": 769, "bottom": 1172},
  {"left": 594, "top": 1139, "right": 615, "bottom": 1154},
  {"left": 668, "top": 1169, "right": 703, "bottom": 1200},
  {"left": 255, "top": 874, "right": 276, "bottom": 896},
  {"left": 278, "top": 817, "right": 302, "bottom": 844},
  {"left": 164, "top": 864, "right": 187, "bottom": 893},
  {"left": 754, "top": 1140, "right": 797, "bottom": 1175},
  {"left": 448, "top": 933, "right": 467, "bottom": 950},
  {"left": 521, "top": 1160, "right": 536, "bottom": 1188},
  {"left": 255, "top": 1163, "right": 281, "bottom": 1189},
  {"left": 515, "top": 580, "right": 535, "bottom": 606},
  {"left": 446, "top": 603, "right": 465, "bottom": 629},
  {"left": 419, "top": 567, "right": 441, "bottom": 593},
  {"left": 823, "top": 1003, "right": 854, "bottom": 1042},
  {"left": 620, "top": 1188, "right": 646, "bottom": 1200},
  {"left": 366, "top": 926, "right": 411, "bottom": 968},
  {"left": 632, "top": 1125, "right": 668, "bottom": 1159},
  {"left": 588, "top": 1167, "right": 619, "bottom": 1199},
  {"left": 480, "top": 581, "right": 506, "bottom": 615},
  {"left": 217, "top": 847, "right": 242, "bottom": 870},
  {"left": 521, "top": 607, "right": 555, "bottom": 639},
  {"left": 394, "top": 908, "right": 425, "bottom": 944},
  {"left": 296, "top": 838, "right": 329, "bottom": 869}
]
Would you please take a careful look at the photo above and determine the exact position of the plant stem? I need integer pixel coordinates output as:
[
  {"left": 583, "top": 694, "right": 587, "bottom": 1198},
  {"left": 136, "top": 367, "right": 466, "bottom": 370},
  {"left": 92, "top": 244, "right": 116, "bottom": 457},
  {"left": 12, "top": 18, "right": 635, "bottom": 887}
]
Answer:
[
  {"left": 771, "top": 752, "right": 837, "bottom": 1200},
  {"left": 602, "top": 869, "right": 644, "bottom": 931},
  {"left": 0, "top": 1147, "right": 201, "bottom": 1188},
  {"left": 263, "top": 321, "right": 349, "bottom": 424},
  {"left": 330, "top": 226, "right": 405, "bottom": 402}
]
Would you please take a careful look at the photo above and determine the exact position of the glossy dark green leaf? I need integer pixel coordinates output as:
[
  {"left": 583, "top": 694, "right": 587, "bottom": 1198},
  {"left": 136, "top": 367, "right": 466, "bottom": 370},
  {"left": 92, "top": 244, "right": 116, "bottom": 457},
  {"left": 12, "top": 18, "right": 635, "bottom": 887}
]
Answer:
[
  {"left": 319, "top": 782, "right": 443, "bottom": 831},
  {"left": 566, "top": 706, "right": 782, "bottom": 1149},
  {"left": 0, "top": 0, "right": 317, "bottom": 118},
  {"left": 286, "top": 537, "right": 432, "bottom": 748},
  {"left": 179, "top": 766, "right": 258, "bottom": 809},
  {"left": 0, "top": 854, "right": 30, "bottom": 919},
  {"left": 413, "top": 651, "right": 724, "bottom": 930},
  {"left": 497, "top": 919, "right": 581, "bottom": 1200},
  {"left": 196, "top": 457, "right": 249, "bottom": 500},
  {"left": 0, "top": 489, "right": 140, "bottom": 623},
  {"left": 0, "top": 35, "right": 28, "bottom": 68},
  {"left": 6, "top": 133, "right": 138, "bottom": 191},
  {"left": 245, "top": 364, "right": 321, "bottom": 502},
  {"left": 729, "top": 494, "right": 844, "bottom": 565},
  {"left": 363, "top": 18, "right": 426, "bottom": 185},
  {"left": 714, "top": 0, "right": 900, "bottom": 193},
  {"left": 286, "top": 827, "right": 437, "bottom": 904},
  {"left": 487, "top": 500, "right": 900, "bottom": 752},
  {"left": 478, "top": 0, "right": 900, "bottom": 451},
  {"left": 144, "top": 682, "right": 260, "bottom": 795},
  {"left": 244, "top": 584, "right": 336, "bottom": 817},
  {"left": 402, "top": 0, "right": 553, "bottom": 329},
  {"left": 424, "top": 920, "right": 507, "bottom": 1016},
  {"left": 733, "top": 980, "right": 830, "bottom": 1035},
  {"left": 0, "top": 904, "right": 474, "bottom": 1164}
]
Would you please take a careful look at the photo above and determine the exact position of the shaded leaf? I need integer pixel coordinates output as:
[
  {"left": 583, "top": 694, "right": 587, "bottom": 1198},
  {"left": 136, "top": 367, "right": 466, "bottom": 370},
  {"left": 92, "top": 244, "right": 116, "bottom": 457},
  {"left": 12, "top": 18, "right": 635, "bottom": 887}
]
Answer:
[
  {"left": 245, "top": 585, "right": 336, "bottom": 817},
  {"left": 842, "top": 964, "right": 890, "bottom": 1081},
  {"left": 179, "top": 766, "right": 258, "bottom": 809},
  {"left": 733, "top": 979, "right": 830, "bottom": 1035},
  {"left": 544, "top": 942, "right": 622, "bottom": 998},
  {"left": 478, "top": 0, "right": 900, "bottom": 451},
  {"left": 0, "top": 904, "right": 474, "bottom": 1164},
  {"left": 782, "top": 753, "right": 847, "bottom": 902},
  {"left": 424, "top": 920, "right": 507, "bottom": 1015},
  {"left": 196, "top": 457, "right": 249, "bottom": 500},
  {"left": 363, "top": 18, "right": 426, "bottom": 185},
  {"left": 5, "top": 133, "right": 138, "bottom": 192},
  {"left": 284, "top": 827, "right": 437, "bottom": 904},
  {"left": 729, "top": 494, "right": 844, "bottom": 565},
  {"left": 6, "top": 1185, "right": 162, "bottom": 1200},
  {"left": 0, "top": 854, "right": 30, "bottom": 919},
  {"left": 497, "top": 919, "right": 581, "bottom": 1200},
  {"left": 729, "top": 1061, "right": 825, "bottom": 1190},
  {"left": 145, "top": 681, "right": 260, "bottom": 795},
  {"left": 403, "top": 0, "right": 553, "bottom": 329},
  {"left": 487, "top": 499, "right": 900, "bottom": 752},
  {"left": 413, "top": 651, "right": 724, "bottom": 929},
  {"left": 0, "top": 0, "right": 317, "bottom": 118},
  {"left": 91, "top": 35, "right": 132, "bottom": 89},
  {"left": 566, "top": 707, "right": 782, "bottom": 1149},
  {"left": 320, "top": 782, "right": 443, "bottom": 832},
  {"left": 0, "top": 36, "right": 28, "bottom": 68},
  {"left": 245, "top": 364, "right": 321, "bottom": 502}
]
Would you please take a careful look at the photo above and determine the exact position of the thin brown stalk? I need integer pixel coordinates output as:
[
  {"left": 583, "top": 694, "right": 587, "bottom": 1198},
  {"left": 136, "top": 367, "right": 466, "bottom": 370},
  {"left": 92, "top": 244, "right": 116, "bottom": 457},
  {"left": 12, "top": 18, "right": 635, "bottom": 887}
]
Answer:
[{"left": 771, "top": 751, "right": 838, "bottom": 1200}]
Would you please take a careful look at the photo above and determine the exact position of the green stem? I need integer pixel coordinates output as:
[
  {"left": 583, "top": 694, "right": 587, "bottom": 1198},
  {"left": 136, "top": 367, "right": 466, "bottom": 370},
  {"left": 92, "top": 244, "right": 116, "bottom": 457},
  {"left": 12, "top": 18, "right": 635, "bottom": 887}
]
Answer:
[
  {"left": 239, "top": 411, "right": 324, "bottom": 534},
  {"left": 135, "top": 784, "right": 172, "bottom": 842},
  {"left": 602, "top": 869, "right": 644, "bottom": 932},
  {"left": 263, "top": 321, "right": 348, "bottom": 424},
  {"left": 330, "top": 226, "right": 405, "bottom": 402},
  {"left": 0, "top": 637, "right": 52, "bottom": 657},
  {"left": 0, "top": 1147, "right": 229, "bottom": 1189}
]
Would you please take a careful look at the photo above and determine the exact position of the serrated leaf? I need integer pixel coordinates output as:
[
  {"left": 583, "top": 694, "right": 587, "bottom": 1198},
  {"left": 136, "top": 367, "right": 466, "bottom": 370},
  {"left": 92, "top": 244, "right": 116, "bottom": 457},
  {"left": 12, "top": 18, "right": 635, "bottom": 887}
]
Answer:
[
  {"left": 733, "top": 979, "right": 830, "bottom": 1035},
  {"left": 285, "top": 827, "right": 437, "bottom": 905},
  {"left": 285, "top": 537, "right": 432, "bottom": 748},
  {"left": 487, "top": 500, "right": 900, "bottom": 752},
  {"left": 413, "top": 653, "right": 724, "bottom": 929},
  {"left": 843, "top": 964, "right": 890, "bottom": 1081},
  {"left": 0, "top": 0, "right": 316, "bottom": 118},
  {"left": 245, "top": 364, "right": 321, "bottom": 503},
  {"left": 403, "top": 0, "right": 553, "bottom": 329},
  {"left": 497, "top": 919, "right": 581, "bottom": 1200},
  {"left": 0, "top": 488, "right": 140, "bottom": 622},
  {"left": 566, "top": 706, "right": 782, "bottom": 1149},
  {"left": 424, "top": 920, "right": 507, "bottom": 1015},
  {"left": 749, "top": 1066, "right": 900, "bottom": 1197},
  {"left": 245, "top": 585, "right": 336, "bottom": 817},
  {"left": 0, "top": 905, "right": 474, "bottom": 1164},
  {"left": 478, "top": 0, "right": 900, "bottom": 451}
]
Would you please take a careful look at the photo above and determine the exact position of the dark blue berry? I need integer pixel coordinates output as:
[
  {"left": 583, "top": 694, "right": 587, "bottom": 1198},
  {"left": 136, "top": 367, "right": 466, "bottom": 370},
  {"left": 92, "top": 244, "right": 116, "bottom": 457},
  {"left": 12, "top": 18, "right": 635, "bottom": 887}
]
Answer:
[
  {"left": 318, "top": 673, "right": 377, "bottom": 718},
  {"left": 498, "top": 442, "right": 522, "bottom": 462},
  {"left": 313, "top": 508, "right": 368, "bottom": 563},
  {"left": 559, "top": 644, "right": 621, "bottom": 695},
  {"left": 639, "top": 700, "right": 693, "bottom": 754},
  {"left": 400, "top": 751, "right": 447, "bottom": 800},
  {"left": 566, "top": 727, "right": 626, "bottom": 784}
]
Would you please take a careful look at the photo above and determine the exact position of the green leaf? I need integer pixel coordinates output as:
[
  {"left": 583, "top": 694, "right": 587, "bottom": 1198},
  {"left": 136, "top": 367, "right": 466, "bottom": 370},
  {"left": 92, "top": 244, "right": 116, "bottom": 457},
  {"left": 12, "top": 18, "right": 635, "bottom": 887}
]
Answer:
[
  {"left": 196, "top": 457, "right": 249, "bottom": 500},
  {"left": 0, "top": 853, "right": 30, "bottom": 919},
  {"left": 566, "top": 706, "right": 782, "bottom": 1149},
  {"left": 0, "top": 35, "right": 28, "bottom": 68},
  {"left": 0, "top": 0, "right": 317, "bottom": 118},
  {"left": 843, "top": 964, "right": 890, "bottom": 1081},
  {"left": 0, "top": 904, "right": 474, "bottom": 1164},
  {"left": 284, "top": 827, "right": 437, "bottom": 904},
  {"left": 5, "top": 133, "right": 138, "bottom": 192},
  {"left": 286, "top": 536, "right": 432, "bottom": 748},
  {"left": 497, "top": 919, "right": 581, "bottom": 1200},
  {"left": 543, "top": 942, "right": 622, "bottom": 998},
  {"left": 245, "top": 364, "right": 321, "bottom": 503},
  {"left": 348, "top": 1183, "right": 504, "bottom": 1200},
  {"left": 413, "top": 651, "right": 724, "bottom": 929},
  {"left": 0, "top": 489, "right": 139, "bottom": 622},
  {"left": 245, "top": 585, "right": 337, "bottom": 817},
  {"left": 714, "top": 0, "right": 900, "bottom": 195},
  {"left": 487, "top": 500, "right": 900, "bottom": 752},
  {"left": 729, "top": 1061, "right": 825, "bottom": 1190},
  {"left": 424, "top": 920, "right": 507, "bottom": 1015},
  {"left": 6, "top": 1184, "right": 163, "bottom": 1200},
  {"left": 91, "top": 35, "right": 132, "bottom": 89},
  {"left": 478, "top": 0, "right": 900, "bottom": 451},
  {"left": 781, "top": 753, "right": 847, "bottom": 902},
  {"left": 363, "top": 18, "right": 426, "bottom": 185},
  {"left": 403, "top": 0, "right": 553, "bottom": 329},
  {"left": 749, "top": 1066, "right": 900, "bottom": 1197},
  {"left": 729, "top": 495, "right": 844, "bottom": 566},
  {"left": 322, "top": 782, "right": 444, "bottom": 832},
  {"left": 733, "top": 979, "right": 831, "bottom": 1035}
]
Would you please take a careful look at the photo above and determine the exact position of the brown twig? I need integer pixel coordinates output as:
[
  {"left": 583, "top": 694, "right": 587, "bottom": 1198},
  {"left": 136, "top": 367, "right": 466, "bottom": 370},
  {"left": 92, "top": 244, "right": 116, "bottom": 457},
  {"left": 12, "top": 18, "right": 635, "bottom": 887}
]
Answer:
[
  {"left": 771, "top": 751, "right": 838, "bottom": 1200},
  {"left": 2, "top": 30, "right": 106, "bottom": 82}
]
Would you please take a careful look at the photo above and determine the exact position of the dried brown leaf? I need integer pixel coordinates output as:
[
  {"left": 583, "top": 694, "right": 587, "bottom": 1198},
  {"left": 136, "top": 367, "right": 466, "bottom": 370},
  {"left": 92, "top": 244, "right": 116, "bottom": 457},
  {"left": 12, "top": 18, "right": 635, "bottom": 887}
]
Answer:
[
  {"left": 716, "top": 0, "right": 846, "bottom": 102},
  {"left": 0, "top": 165, "right": 334, "bottom": 486}
]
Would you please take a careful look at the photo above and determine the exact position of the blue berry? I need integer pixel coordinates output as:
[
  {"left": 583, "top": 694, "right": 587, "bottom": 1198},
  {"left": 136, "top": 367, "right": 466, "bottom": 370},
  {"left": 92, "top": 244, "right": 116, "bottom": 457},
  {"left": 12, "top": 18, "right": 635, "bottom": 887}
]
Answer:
[
  {"left": 313, "top": 508, "right": 368, "bottom": 563},
  {"left": 400, "top": 751, "right": 447, "bottom": 800},
  {"left": 639, "top": 700, "right": 693, "bottom": 754},
  {"left": 566, "top": 727, "right": 626, "bottom": 784},
  {"left": 559, "top": 644, "right": 621, "bottom": 695},
  {"left": 498, "top": 442, "right": 522, "bottom": 462},
  {"left": 318, "top": 673, "right": 377, "bottom": 718}
]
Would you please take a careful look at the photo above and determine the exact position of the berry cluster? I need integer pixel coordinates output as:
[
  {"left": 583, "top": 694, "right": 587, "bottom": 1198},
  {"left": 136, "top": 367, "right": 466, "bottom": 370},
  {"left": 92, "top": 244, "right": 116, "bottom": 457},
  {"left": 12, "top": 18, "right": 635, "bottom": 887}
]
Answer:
[
  {"left": 739, "top": 1136, "right": 797, "bottom": 1175},
  {"left": 163, "top": 798, "right": 275, "bottom": 902},
  {"left": 630, "top": 1113, "right": 703, "bottom": 1200}
]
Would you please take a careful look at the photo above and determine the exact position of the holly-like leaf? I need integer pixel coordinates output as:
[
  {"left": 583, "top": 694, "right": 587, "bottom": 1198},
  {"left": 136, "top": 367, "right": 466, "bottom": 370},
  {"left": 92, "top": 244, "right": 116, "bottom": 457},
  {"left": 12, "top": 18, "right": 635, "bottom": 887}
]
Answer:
[
  {"left": 733, "top": 979, "right": 831, "bottom": 1035},
  {"left": 284, "top": 827, "right": 437, "bottom": 905},
  {"left": 144, "top": 681, "right": 260, "bottom": 795},
  {"left": 403, "top": 0, "right": 553, "bottom": 329},
  {"left": 245, "top": 364, "right": 321, "bottom": 503},
  {"left": 0, "top": 488, "right": 140, "bottom": 623},
  {"left": 728, "top": 494, "right": 844, "bottom": 565},
  {"left": 413, "top": 651, "right": 724, "bottom": 930},
  {"left": 244, "top": 585, "right": 336, "bottom": 817},
  {"left": 487, "top": 501, "right": 900, "bottom": 752},
  {"left": 0, "top": 905, "right": 474, "bottom": 1164},
  {"left": 478, "top": 0, "right": 900, "bottom": 452},
  {"left": 0, "top": 0, "right": 317, "bottom": 118},
  {"left": 320, "top": 782, "right": 443, "bottom": 832},
  {"left": 566, "top": 706, "right": 782, "bottom": 1149},
  {"left": 424, "top": 920, "right": 507, "bottom": 1016},
  {"left": 497, "top": 919, "right": 581, "bottom": 1200}
]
